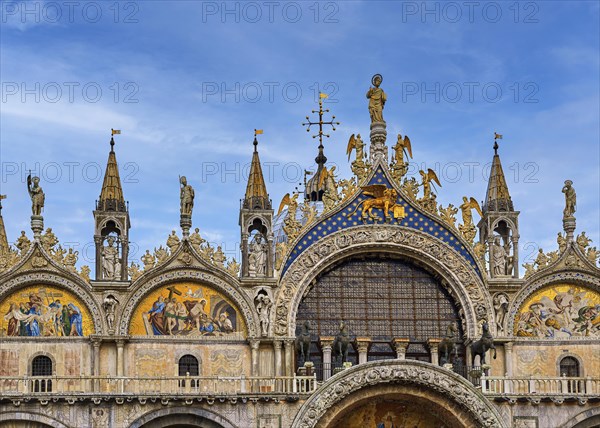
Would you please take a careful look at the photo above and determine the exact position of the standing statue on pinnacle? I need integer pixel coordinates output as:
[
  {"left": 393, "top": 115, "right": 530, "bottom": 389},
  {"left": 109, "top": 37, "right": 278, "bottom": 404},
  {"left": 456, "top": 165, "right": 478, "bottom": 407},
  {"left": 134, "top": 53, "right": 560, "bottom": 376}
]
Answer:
[
  {"left": 27, "top": 175, "right": 45, "bottom": 216},
  {"left": 562, "top": 180, "right": 576, "bottom": 219},
  {"left": 366, "top": 74, "right": 387, "bottom": 124},
  {"left": 180, "top": 176, "right": 195, "bottom": 216}
]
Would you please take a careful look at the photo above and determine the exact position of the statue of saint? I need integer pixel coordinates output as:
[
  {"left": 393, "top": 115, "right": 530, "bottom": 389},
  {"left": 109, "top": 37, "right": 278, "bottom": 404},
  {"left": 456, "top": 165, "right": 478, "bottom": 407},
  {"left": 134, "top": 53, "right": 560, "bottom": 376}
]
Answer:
[
  {"left": 101, "top": 236, "right": 120, "bottom": 280},
  {"left": 562, "top": 180, "right": 576, "bottom": 219},
  {"left": 63, "top": 248, "right": 78, "bottom": 273},
  {"left": 248, "top": 234, "right": 267, "bottom": 277},
  {"left": 180, "top": 176, "right": 195, "bottom": 216},
  {"left": 15, "top": 231, "right": 31, "bottom": 254},
  {"left": 492, "top": 237, "right": 506, "bottom": 276},
  {"left": 189, "top": 228, "right": 205, "bottom": 250},
  {"left": 27, "top": 175, "right": 45, "bottom": 216},
  {"left": 166, "top": 230, "right": 180, "bottom": 253},
  {"left": 366, "top": 74, "right": 387, "bottom": 123},
  {"left": 255, "top": 294, "right": 273, "bottom": 337},
  {"left": 103, "top": 295, "right": 118, "bottom": 332}
]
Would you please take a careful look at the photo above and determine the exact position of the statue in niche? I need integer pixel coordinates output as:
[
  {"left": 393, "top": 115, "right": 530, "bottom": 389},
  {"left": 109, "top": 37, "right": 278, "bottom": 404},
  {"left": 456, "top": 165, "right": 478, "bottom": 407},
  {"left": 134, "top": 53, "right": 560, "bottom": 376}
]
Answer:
[
  {"left": 248, "top": 233, "right": 267, "bottom": 277},
  {"left": 255, "top": 294, "right": 273, "bottom": 337},
  {"left": 27, "top": 175, "right": 45, "bottom": 216},
  {"left": 366, "top": 74, "right": 387, "bottom": 123},
  {"left": 179, "top": 176, "right": 195, "bottom": 216},
  {"left": 492, "top": 237, "right": 507, "bottom": 276},
  {"left": 101, "top": 236, "right": 121, "bottom": 280},
  {"left": 562, "top": 180, "right": 576, "bottom": 219},
  {"left": 493, "top": 293, "right": 509, "bottom": 334}
]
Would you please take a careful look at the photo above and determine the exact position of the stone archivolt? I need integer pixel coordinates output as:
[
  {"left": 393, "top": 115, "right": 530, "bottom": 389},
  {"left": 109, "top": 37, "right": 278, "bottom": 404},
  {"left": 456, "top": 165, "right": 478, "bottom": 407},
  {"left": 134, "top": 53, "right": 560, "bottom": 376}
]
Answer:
[
  {"left": 274, "top": 224, "right": 493, "bottom": 339},
  {"left": 291, "top": 359, "right": 508, "bottom": 428}
]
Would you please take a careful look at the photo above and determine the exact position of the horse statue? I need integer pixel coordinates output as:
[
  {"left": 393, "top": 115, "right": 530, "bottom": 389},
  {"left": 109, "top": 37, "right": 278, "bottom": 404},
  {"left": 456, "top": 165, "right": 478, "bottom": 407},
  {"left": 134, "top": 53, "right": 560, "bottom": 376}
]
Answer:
[
  {"left": 295, "top": 321, "right": 311, "bottom": 363},
  {"left": 332, "top": 321, "right": 350, "bottom": 363},
  {"left": 438, "top": 322, "right": 459, "bottom": 366},
  {"left": 470, "top": 321, "right": 497, "bottom": 366}
]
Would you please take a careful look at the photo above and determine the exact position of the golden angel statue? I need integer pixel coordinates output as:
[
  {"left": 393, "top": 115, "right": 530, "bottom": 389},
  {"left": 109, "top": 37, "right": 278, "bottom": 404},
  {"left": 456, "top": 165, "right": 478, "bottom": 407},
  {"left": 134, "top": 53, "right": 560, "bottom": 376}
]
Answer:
[
  {"left": 459, "top": 197, "right": 483, "bottom": 228},
  {"left": 366, "top": 74, "right": 387, "bottom": 123},
  {"left": 346, "top": 134, "right": 365, "bottom": 162},
  {"left": 393, "top": 134, "right": 413, "bottom": 165},
  {"left": 419, "top": 169, "right": 442, "bottom": 199},
  {"left": 277, "top": 192, "right": 299, "bottom": 217}
]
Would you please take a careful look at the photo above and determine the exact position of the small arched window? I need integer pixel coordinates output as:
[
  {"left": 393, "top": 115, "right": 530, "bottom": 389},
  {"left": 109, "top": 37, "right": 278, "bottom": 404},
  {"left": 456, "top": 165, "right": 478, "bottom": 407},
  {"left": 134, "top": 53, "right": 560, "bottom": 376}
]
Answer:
[
  {"left": 560, "top": 356, "right": 580, "bottom": 377},
  {"left": 178, "top": 355, "right": 199, "bottom": 389},
  {"left": 31, "top": 355, "right": 53, "bottom": 392}
]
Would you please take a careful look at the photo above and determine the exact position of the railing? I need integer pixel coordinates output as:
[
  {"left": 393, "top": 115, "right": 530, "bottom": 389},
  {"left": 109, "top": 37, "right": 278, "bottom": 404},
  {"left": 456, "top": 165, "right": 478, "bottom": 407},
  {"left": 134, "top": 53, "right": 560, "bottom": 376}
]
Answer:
[
  {"left": 0, "top": 375, "right": 317, "bottom": 398},
  {"left": 482, "top": 375, "right": 600, "bottom": 396}
]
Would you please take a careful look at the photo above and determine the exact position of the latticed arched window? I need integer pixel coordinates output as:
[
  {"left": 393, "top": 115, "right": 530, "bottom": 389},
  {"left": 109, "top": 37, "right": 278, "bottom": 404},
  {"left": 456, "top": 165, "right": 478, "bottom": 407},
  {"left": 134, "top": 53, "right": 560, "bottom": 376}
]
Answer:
[
  {"left": 296, "top": 255, "right": 465, "bottom": 379},
  {"left": 31, "top": 355, "right": 53, "bottom": 392},
  {"left": 178, "top": 355, "right": 199, "bottom": 388},
  {"left": 560, "top": 356, "right": 580, "bottom": 377}
]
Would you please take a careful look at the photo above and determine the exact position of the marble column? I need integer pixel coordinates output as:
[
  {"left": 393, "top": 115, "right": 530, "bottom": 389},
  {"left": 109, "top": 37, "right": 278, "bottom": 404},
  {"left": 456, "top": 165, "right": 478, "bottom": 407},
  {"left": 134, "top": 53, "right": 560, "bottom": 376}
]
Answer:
[
  {"left": 428, "top": 338, "right": 441, "bottom": 365},
  {"left": 250, "top": 339, "right": 260, "bottom": 377},
  {"left": 504, "top": 342, "right": 514, "bottom": 376},
  {"left": 284, "top": 339, "right": 294, "bottom": 377},
  {"left": 91, "top": 337, "right": 101, "bottom": 392},
  {"left": 355, "top": 337, "right": 371, "bottom": 365},
  {"left": 273, "top": 340, "right": 283, "bottom": 376},
  {"left": 393, "top": 338, "right": 410, "bottom": 360},
  {"left": 511, "top": 236, "right": 520, "bottom": 278},
  {"left": 116, "top": 338, "right": 125, "bottom": 377},
  {"left": 320, "top": 336, "right": 334, "bottom": 380}
]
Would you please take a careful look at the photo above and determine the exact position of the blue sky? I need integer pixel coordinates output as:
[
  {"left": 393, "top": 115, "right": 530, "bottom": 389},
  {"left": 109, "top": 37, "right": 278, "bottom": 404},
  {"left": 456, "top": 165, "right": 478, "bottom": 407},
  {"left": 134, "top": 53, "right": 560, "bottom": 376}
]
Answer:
[{"left": 1, "top": 1, "right": 599, "bottom": 271}]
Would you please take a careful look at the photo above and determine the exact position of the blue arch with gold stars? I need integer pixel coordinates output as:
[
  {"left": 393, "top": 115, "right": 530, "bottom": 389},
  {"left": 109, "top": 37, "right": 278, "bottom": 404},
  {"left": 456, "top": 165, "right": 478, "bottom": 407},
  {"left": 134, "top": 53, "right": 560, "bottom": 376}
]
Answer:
[{"left": 281, "top": 166, "right": 482, "bottom": 278}]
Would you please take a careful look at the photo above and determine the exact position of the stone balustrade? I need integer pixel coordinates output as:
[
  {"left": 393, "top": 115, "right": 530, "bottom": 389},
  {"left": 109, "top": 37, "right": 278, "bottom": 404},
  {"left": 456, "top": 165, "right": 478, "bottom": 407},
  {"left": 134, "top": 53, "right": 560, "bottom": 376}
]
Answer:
[
  {"left": 482, "top": 375, "right": 600, "bottom": 397},
  {"left": 0, "top": 374, "right": 317, "bottom": 400}
]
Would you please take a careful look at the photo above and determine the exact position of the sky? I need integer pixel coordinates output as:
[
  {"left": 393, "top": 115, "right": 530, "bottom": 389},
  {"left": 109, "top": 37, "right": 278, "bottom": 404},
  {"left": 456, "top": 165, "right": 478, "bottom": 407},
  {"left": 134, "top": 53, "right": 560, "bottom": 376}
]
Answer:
[{"left": 1, "top": 0, "right": 599, "bottom": 272}]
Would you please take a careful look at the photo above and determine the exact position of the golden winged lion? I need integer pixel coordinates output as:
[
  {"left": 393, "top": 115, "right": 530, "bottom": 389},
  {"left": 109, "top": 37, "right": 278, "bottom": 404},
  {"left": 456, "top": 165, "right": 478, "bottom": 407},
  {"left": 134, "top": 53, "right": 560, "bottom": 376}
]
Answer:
[{"left": 346, "top": 184, "right": 402, "bottom": 222}]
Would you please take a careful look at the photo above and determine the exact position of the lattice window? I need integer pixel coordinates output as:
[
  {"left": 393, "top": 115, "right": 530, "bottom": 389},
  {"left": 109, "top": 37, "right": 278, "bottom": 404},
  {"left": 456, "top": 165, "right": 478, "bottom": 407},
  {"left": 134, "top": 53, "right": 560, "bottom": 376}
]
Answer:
[
  {"left": 560, "top": 356, "right": 580, "bottom": 377},
  {"left": 297, "top": 256, "right": 465, "bottom": 373},
  {"left": 178, "top": 355, "right": 199, "bottom": 376}
]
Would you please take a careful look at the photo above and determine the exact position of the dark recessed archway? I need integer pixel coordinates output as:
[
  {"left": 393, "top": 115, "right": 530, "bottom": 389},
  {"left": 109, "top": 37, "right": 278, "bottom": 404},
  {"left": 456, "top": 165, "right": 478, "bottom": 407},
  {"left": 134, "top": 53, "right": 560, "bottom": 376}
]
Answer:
[{"left": 130, "top": 408, "right": 236, "bottom": 428}]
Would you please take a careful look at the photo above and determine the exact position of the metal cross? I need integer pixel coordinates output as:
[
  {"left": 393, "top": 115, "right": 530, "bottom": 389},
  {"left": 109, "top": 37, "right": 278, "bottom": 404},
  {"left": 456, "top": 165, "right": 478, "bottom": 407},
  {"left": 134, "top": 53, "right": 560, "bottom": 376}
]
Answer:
[{"left": 302, "top": 95, "right": 340, "bottom": 147}]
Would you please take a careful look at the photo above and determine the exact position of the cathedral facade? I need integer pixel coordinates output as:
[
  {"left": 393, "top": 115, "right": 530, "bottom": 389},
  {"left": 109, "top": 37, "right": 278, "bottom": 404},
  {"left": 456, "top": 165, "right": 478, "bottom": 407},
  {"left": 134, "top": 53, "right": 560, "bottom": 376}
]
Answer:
[{"left": 0, "top": 78, "right": 599, "bottom": 428}]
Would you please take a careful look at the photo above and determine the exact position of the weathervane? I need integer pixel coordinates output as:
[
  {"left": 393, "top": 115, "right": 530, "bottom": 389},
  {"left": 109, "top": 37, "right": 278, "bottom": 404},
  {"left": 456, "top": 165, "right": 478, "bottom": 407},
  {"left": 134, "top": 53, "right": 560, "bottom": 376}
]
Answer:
[{"left": 493, "top": 132, "right": 503, "bottom": 154}]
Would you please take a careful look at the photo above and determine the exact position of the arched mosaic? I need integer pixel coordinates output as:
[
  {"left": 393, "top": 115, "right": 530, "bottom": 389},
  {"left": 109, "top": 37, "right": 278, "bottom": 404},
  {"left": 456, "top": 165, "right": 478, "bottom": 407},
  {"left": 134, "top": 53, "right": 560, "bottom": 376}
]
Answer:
[
  {"left": 514, "top": 284, "right": 600, "bottom": 338},
  {"left": 0, "top": 285, "right": 95, "bottom": 337},
  {"left": 129, "top": 281, "right": 247, "bottom": 337}
]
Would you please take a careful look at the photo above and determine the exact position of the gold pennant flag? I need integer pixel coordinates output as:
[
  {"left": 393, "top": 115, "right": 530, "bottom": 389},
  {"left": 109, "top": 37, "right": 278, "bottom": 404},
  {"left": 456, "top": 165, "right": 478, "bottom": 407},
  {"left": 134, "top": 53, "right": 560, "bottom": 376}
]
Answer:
[
  {"left": 319, "top": 93, "right": 328, "bottom": 99},
  {"left": 255, "top": 129, "right": 264, "bottom": 135},
  {"left": 494, "top": 132, "right": 503, "bottom": 140},
  {"left": 111, "top": 129, "right": 121, "bottom": 135}
]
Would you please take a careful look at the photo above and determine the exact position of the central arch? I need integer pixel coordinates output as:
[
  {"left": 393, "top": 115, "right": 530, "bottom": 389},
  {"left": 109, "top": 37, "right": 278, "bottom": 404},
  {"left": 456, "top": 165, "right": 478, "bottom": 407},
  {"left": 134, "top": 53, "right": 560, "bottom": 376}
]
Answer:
[
  {"left": 275, "top": 225, "right": 493, "bottom": 339},
  {"left": 291, "top": 360, "right": 508, "bottom": 428}
]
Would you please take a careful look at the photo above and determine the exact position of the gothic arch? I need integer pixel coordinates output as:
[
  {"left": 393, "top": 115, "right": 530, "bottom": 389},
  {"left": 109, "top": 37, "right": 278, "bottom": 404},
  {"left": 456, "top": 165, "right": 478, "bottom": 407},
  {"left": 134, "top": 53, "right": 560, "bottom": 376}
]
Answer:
[
  {"left": 290, "top": 360, "right": 508, "bottom": 428},
  {"left": 274, "top": 225, "right": 493, "bottom": 339},
  {"left": 0, "top": 271, "right": 104, "bottom": 335},
  {"left": 0, "top": 412, "right": 70, "bottom": 428},
  {"left": 129, "top": 407, "right": 237, "bottom": 428},
  {"left": 506, "top": 271, "right": 600, "bottom": 335},
  {"left": 118, "top": 267, "right": 259, "bottom": 337}
]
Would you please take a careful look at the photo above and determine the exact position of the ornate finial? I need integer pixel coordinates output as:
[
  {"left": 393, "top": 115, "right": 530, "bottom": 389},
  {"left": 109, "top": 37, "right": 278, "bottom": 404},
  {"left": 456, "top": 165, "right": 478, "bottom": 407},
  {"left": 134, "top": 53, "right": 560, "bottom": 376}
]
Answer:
[
  {"left": 493, "top": 132, "right": 502, "bottom": 154},
  {"left": 110, "top": 129, "right": 121, "bottom": 152},
  {"left": 254, "top": 129, "right": 263, "bottom": 152}
]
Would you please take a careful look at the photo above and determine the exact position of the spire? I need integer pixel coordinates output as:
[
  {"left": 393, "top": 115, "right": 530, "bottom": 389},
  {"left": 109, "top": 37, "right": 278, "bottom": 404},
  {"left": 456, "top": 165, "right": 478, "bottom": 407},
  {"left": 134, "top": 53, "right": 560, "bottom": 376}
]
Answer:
[
  {"left": 243, "top": 132, "right": 271, "bottom": 210},
  {"left": 0, "top": 194, "right": 8, "bottom": 254},
  {"left": 484, "top": 137, "right": 513, "bottom": 212},
  {"left": 98, "top": 136, "right": 126, "bottom": 212}
]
